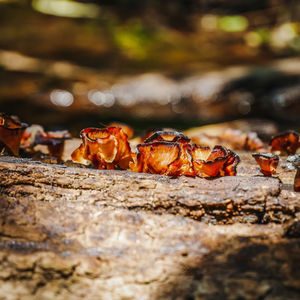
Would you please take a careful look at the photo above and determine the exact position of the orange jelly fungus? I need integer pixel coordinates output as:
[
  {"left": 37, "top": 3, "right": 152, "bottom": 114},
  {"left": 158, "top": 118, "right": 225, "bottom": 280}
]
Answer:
[
  {"left": 0, "top": 113, "right": 28, "bottom": 156},
  {"left": 130, "top": 131, "right": 240, "bottom": 178},
  {"left": 130, "top": 142, "right": 182, "bottom": 176},
  {"left": 71, "top": 127, "right": 132, "bottom": 169},
  {"left": 107, "top": 122, "right": 134, "bottom": 139},
  {"left": 35, "top": 130, "right": 71, "bottom": 158},
  {"left": 252, "top": 153, "right": 279, "bottom": 176},
  {"left": 130, "top": 131, "right": 194, "bottom": 176},
  {"left": 191, "top": 145, "right": 240, "bottom": 178},
  {"left": 139, "top": 127, "right": 176, "bottom": 142},
  {"left": 144, "top": 131, "right": 191, "bottom": 144},
  {"left": 72, "top": 127, "right": 240, "bottom": 178},
  {"left": 270, "top": 131, "right": 299, "bottom": 155}
]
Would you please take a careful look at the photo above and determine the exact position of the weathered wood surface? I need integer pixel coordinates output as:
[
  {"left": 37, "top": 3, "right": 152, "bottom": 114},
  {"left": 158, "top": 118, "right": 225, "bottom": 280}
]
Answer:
[
  {"left": 0, "top": 155, "right": 299, "bottom": 299},
  {"left": 0, "top": 155, "right": 298, "bottom": 224}
]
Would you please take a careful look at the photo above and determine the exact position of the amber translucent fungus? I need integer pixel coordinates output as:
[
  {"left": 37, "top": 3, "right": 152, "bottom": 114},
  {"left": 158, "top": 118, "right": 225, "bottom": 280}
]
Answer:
[
  {"left": 35, "top": 130, "right": 71, "bottom": 159},
  {"left": 223, "top": 149, "right": 240, "bottom": 176},
  {"left": 270, "top": 131, "right": 299, "bottom": 155},
  {"left": 107, "top": 122, "right": 134, "bottom": 139},
  {"left": 130, "top": 141, "right": 181, "bottom": 175},
  {"left": 131, "top": 140, "right": 240, "bottom": 178},
  {"left": 173, "top": 143, "right": 196, "bottom": 176},
  {"left": 189, "top": 144, "right": 211, "bottom": 162},
  {"left": 190, "top": 145, "right": 240, "bottom": 178},
  {"left": 71, "top": 127, "right": 132, "bottom": 169},
  {"left": 141, "top": 128, "right": 163, "bottom": 142},
  {"left": 191, "top": 145, "right": 227, "bottom": 178},
  {"left": 252, "top": 153, "right": 279, "bottom": 176},
  {"left": 0, "top": 113, "right": 28, "bottom": 156},
  {"left": 140, "top": 127, "right": 176, "bottom": 142},
  {"left": 144, "top": 131, "right": 191, "bottom": 144},
  {"left": 71, "top": 143, "right": 90, "bottom": 165},
  {"left": 130, "top": 131, "right": 195, "bottom": 176},
  {"left": 73, "top": 126, "right": 240, "bottom": 178}
]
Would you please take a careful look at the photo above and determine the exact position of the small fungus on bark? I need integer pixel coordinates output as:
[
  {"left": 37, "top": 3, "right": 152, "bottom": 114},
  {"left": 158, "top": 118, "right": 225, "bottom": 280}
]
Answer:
[
  {"left": 72, "top": 127, "right": 132, "bottom": 169},
  {"left": 191, "top": 145, "right": 240, "bottom": 178},
  {"left": 270, "top": 131, "right": 299, "bottom": 155},
  {"left": 252, "top": 153, "right": 279, "bottom": 176},
  {"left": 130, "top": 141, "right": 182, "bottom": 175},
  {"left": 35, "top": 130, "right": 71, "bottom": 159},
  {"left": 0, "top": 113, "right": 28, "bottom": 156}
]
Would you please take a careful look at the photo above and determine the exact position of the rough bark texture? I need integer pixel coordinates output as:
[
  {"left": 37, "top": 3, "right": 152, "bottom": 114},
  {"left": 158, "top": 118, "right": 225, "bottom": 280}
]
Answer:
[{"left": 0, "top": 155, "right": 299, "bottom": 299}]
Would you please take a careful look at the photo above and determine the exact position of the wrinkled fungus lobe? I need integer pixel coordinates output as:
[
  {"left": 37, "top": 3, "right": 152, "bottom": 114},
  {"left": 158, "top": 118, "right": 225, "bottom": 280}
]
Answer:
[
  {"left": 144, "top": 131, "right": 191, "bottom": 144},
  {"left": 270, "top": 131, "right": 299, "bottom": 155},
  {"left": 252, "top": 153, "right": 279, "bottom": 176},
  {"left": 130, "top": 131, "right": 194, "bottom": 176},
  {"left": 130, "top": 131, "right": 195, "bottom": 176},
  {"left": 139, "top": 127, "right": 177, "bottom": 142},
  {"left": 72, "top": 127, "right": 240, "bottom": 178},
  {"left": 130, "top": 131, "right": 240, "bottom": 178},
  {"left": 191, "top": 145, "right": 240, "bottom": 177},
  {"left": 130, "top": 142, "right": 182, "bottom": 176},
  {"left": 72, "top": 127, "right": 132, "bottom": 169},
  {"left": 0, "top": 113, "right": 28, "bottom": 156},
  {"left": 107, "top": 122, "right": 134, "bottom": 139}
]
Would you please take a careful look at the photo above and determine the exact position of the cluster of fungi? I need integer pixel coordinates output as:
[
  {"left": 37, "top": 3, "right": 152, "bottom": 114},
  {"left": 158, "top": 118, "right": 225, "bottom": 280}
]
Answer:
[
  {"left": 0, "top": 113, "right": 71, "bottom": 159},
  {"left": 252, "top": 153, "right": 279, "bottom": 176},
  {"left": 0, "top": 112, "right": 299, "bottom": 191},
  {"left": 72, "top": 128, "right": 240, "bottom": 177}
]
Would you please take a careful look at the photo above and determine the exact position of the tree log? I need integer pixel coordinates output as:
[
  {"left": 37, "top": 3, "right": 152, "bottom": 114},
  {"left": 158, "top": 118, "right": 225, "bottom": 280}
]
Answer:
[{"left": 0, "top": 155, "right": 299, "bottom": 299}]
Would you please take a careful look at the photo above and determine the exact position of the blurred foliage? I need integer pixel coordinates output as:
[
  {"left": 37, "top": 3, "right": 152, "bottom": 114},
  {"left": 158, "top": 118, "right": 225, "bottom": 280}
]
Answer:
[
  {"left": 112, "top": 20, "right": 156, "bottom": 60},
  {"left": 0, "top": 0, "right": 299, "bottom": 74},
  {"left": 218, "top": 15, "right": 249, "bottom": 32},
  {"left": 0, "top": 0, "right": 299, "bottom": 131}
]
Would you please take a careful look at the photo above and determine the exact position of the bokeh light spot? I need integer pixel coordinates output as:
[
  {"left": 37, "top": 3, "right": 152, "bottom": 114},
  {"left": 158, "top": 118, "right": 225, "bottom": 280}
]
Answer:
[{"left": 50, "top": 89, "right": 74, "bottom": 107}]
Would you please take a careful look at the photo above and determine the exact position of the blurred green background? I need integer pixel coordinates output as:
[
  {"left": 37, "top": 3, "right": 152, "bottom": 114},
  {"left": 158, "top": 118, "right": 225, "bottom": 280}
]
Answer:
[{"left": 0, "top": 0, "right": 299, "bottom": 134}]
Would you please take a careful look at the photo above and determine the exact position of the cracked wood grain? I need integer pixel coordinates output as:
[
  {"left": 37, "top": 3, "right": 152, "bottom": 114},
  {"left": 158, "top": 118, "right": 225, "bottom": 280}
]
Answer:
[
  {"left": 0, "top": 155, "right": 299, "bottom": 300},
  {"left": 0, "top": 199, "right": 299, "bottom": 300},
  {"left": 0, "top": 155, "right": 293, "bottom": 224}
]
